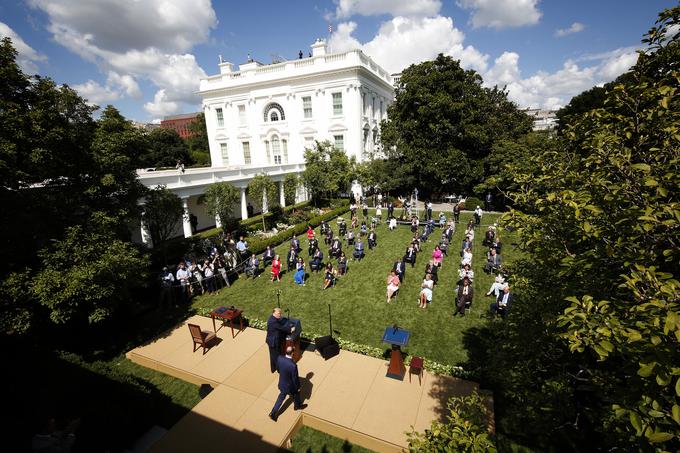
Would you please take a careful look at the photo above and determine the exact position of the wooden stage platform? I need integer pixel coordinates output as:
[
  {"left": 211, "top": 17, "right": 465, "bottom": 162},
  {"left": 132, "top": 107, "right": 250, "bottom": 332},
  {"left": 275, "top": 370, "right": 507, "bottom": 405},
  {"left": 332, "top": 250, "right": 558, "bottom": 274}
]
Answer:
[{"left": 127, "top": 315, "right": 484, "bottom": 452}]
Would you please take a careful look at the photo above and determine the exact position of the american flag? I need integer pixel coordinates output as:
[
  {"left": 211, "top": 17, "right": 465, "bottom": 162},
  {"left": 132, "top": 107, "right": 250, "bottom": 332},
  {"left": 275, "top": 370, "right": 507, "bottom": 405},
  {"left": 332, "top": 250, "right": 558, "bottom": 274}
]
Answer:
[{"left": 328, "top": 23, "right": 333, "bottom": 34}]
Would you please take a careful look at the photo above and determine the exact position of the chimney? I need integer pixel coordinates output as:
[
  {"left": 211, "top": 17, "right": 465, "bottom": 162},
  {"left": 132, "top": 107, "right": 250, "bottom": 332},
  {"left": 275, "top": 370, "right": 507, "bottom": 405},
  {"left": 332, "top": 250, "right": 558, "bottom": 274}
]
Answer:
[
  {"left": 219, "top": 61, "right": 234, "bottom": 74},
  {"left": 310, "top": 39, "right": 328, "bottom": 57}
]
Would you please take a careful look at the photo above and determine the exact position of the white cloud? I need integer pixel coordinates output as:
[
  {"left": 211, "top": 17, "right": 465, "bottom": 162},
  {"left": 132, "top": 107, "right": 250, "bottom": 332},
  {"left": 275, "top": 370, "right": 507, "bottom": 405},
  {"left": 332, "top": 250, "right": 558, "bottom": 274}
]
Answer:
[
  {"left": 457, "top": 0, "right": 541, "bottom": 29},
  {"left": 555, "top": 22, "right": 585, "bottom": 37},
  {"left": 73, "top": 79, "right": 120, "bottom": 104},
  {"left": 482, "top": 49, "right": 640, "bottom": 109},
  {"left": 334, "top": 0, "right": 441, "bottom": 18},
  {"left": 330, "top": 16, "right": 489, "bottom": 74},
  {"left": 0, "top": 21, "right": 47, "bottom": 73},
  {"left": 28, "top": 0, "right": 216, "bottom": 117}
]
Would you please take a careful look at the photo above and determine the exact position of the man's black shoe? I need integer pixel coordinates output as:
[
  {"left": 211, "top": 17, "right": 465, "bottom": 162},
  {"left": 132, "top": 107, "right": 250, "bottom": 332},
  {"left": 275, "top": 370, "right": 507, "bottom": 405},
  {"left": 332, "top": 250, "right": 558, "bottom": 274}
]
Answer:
[
  {"left": 294, "top": 404, "right": 308, "bottom": 411},
  {"left": 269, "top": 413, "right": 278, "bottom": 422}
]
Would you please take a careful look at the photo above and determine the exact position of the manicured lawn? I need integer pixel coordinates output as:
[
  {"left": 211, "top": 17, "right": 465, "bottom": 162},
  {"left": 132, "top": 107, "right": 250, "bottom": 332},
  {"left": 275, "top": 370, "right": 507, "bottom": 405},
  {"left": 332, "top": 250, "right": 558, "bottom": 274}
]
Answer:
[
  {"left": 289, "top": 426, "right": 374, "bottom": 453},
  {"left": 193, "top": 211, "right": 517, "bottom": 366}
]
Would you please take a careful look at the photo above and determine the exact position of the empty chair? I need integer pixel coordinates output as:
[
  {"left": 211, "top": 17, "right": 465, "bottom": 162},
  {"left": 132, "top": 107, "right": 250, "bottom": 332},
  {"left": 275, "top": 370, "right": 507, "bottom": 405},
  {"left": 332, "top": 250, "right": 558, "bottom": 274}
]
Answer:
[{"left": 188, "top": 323, "right": 217, "bottom": 355}]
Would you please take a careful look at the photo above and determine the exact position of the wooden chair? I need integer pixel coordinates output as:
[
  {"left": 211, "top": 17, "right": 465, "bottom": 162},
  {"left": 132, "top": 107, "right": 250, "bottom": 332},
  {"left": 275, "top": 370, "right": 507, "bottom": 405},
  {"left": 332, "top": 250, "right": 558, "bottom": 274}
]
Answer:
[
  {"left": 409, "top": 356, "right": 424, "bottom": 385},
  {"left": 188, "top": 323, "right": 217, "bottom": 355}
]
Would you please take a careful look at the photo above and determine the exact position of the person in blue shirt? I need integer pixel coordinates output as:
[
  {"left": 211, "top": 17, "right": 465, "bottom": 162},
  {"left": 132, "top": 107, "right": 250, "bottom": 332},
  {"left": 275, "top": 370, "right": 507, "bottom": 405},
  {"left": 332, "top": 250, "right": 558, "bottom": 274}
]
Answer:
[
  {"left": 353, "top": 237, "right": 365, "bottom": 261},
  {"left": 268, "top": 346, "right": 307, "bottom": 421}
]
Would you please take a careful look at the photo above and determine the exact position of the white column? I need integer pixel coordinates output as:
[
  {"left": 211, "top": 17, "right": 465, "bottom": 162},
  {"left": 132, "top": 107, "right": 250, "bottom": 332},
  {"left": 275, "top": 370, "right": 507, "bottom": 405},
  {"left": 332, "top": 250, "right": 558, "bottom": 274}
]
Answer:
[
  {"left": 215, "top": 215, "right": 222, "bottom": 229},
  {"left": 181, "top": 197, "right": 192, "bottom": 238},
  {"left": 279, "top": 180, "right": 286, "bottom": 207},
  {"left": 140, "top": 217, "right": 153, "bottom": 248},
  {"left": 240, "top": 187, "right": 248, "bottom": 220}
]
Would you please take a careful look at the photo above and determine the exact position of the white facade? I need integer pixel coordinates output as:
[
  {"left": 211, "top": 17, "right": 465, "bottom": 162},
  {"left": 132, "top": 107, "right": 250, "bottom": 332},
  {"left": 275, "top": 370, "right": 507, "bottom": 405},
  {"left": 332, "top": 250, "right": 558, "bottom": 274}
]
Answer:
[{"left": 134, "top": 40, "right": 394, "bottom": 245}]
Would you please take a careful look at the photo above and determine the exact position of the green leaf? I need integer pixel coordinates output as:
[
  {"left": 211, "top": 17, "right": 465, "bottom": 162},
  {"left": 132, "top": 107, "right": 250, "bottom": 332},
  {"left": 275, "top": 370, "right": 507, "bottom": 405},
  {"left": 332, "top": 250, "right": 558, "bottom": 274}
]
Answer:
[
  {"left": 631, "top": 163, "right": 651, "bottom": 172},
  {"left": 630, "top": 412, "right": 643, "bottom": 434},
  {"left": 600, "top": 340, "right": 614, "bottom": 353},
  {"left": 647, "top": 432, "right": 673, "bottom": 443},
  {"left": 672, "top": 405, "right": 680, "bottom": 426},
  {"left": 638, "top": 362, "right": 656, "bottom": 377},
  {"left": 676, "top": 377, "right": 680, "bottom": 397}
]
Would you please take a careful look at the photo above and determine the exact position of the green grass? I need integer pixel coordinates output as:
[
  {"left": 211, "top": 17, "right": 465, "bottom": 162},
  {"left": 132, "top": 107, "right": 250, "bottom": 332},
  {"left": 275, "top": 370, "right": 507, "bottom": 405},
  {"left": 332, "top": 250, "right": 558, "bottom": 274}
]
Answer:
[
  {"left": 193, "top": 212, "right": 517, "bottom": 366},
  {"left": 289, "top": 426, "right": 375, "bottom": 453}
]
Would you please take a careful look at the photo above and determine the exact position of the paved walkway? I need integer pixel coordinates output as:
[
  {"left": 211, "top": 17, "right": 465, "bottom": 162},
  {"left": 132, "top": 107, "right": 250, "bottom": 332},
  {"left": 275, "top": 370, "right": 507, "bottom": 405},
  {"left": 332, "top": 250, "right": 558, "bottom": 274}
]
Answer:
[{"left": 127, "top": 315, "right": 483, "bottom": 452}]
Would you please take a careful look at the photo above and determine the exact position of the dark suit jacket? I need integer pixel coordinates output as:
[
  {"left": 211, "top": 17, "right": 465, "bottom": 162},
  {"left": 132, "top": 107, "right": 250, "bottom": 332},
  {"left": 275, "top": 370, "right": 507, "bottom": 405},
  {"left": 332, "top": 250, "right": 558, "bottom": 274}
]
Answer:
[
  {"left": 276, "top": 355, "right": 300, "bottom": 394},
  {"left": 393, "top": 260, "right": 405, "bottom": 275},
  {"left": 457, "top": 285, "right": 474, "bottom": 303},
  {"left": 266, "top": 315, "right": 289, "bottom": 348},
  {"left": 496, "top": 292, "right": 514, "bottom": 308}
]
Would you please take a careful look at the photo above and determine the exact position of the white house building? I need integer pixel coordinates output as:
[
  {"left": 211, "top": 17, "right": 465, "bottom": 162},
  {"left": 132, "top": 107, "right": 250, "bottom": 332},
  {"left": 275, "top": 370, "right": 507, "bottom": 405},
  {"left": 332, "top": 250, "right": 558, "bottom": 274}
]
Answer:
[{"left": 134, "top": 39, "right": 395, "bottom": 246}]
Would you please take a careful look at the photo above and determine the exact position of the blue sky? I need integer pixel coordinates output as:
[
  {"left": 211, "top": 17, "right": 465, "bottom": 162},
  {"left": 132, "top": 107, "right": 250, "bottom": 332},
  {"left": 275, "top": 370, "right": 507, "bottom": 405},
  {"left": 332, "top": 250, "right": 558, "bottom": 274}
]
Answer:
[{"left": 0, "top": 0, "right": 674, "bottom": 122}]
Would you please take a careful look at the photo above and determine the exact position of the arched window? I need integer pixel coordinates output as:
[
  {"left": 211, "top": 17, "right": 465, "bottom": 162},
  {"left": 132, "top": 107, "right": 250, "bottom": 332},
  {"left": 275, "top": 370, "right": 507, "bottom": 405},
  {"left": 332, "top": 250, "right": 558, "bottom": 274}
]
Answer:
[{"left": 264, "top": 103, "right": 285, "bottom": 122}]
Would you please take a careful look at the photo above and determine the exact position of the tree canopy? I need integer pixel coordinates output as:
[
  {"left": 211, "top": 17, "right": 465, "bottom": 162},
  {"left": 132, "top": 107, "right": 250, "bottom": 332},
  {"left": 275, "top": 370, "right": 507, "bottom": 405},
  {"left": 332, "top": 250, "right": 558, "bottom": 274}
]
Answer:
[
  {"left": 142, "top": 186, "right": 183, "bottom": 247},
  {"left": 380, "top": 54, "right": 532, "bottom": 196},
  {"left": 247, "top": 173, "right": 277, "bottom": 231},
  {"left": 302, "top": 140, "right": 355, "bottom": 202},
  {"left": 203, "top": 182, "right": 240, "bottom": 231}
]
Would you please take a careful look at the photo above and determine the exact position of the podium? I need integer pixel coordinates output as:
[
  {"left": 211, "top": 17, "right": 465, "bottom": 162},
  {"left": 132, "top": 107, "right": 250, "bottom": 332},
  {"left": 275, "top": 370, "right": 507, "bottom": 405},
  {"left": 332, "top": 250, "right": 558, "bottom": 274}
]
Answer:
[
  {"left": 281, "top": 318, "right": 302, "bottom": 362},
  {"left": 382, "top": 327, "right": 411, "bottom": 380}
]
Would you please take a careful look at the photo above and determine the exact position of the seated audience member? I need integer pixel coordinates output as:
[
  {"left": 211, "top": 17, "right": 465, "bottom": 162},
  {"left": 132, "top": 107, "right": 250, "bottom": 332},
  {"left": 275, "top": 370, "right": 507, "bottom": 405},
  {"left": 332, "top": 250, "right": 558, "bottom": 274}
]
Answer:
[
  {"left": 459, "top": 263, "right": 474, "bottom": 283},
  {"left": 351, "top": 215, "right": 358, "bottom": 229},
  {"left": 236, "top": 236, "right": 249, "bottom": 262},
  {"left": 375, "top": 206, "right": 382, "bottom": 222},
  {"left": 320, "top": 220, "right": 329, "bottom": 235},
  {"left": 461, "top": 247, "right": 473, "bottom": 267},
  {"left": 393, "top": 258, "right": 406, "bottom": 283},
  {"left": 389, "top": 217, "right": 397, "bottom": 231},
  {"left": 419, "top": 273, "right": 434, "bottom": 308},
  {"left": 420, "top": 227, "right": 430, "bottom": 242},
  {"left": 490, "top": 285, "right": 513, "bottom": 318},
  {"left": 439, "top": 235, "right": 450, "bottom": 256},
  {"left": 370, "top": 216, "right": 378, "bottom": 229},
  {"left": 346, "top": 229, "right": 355, "bottom": 247},
  {"left": 465, "top": 225, "right": 475, "bottom": 240},
  {"left": 291, "top": 235, "right": 301, "bottom": 253},
  {"left": 412, "top": 236, "right": 421, "bottom": 252},
  {"left": 482, "top": 226, "right": 495, "bottom": 247},
  {"left": 411, "top": 216, "right": 419, "bottom": 233},
  {"left": 386, "top": 270, "right": 400, "bottom": 303},
  {"left": 323, "top": 263, "right": 336, "bottom": 289},
  {"left": 404, "top": 245, "right": 417, "bottom": 268},
  {"left": 337, "top": 252, "right": 348, "bottom": 275},
  {"left": 362, "top": 203, "right": 369, "bottom": 218},
  {"left": 325, "top": 228, "right": 333, "bottom": 246},
  {"left": 294, "top": 257, "right": 306, "bottom": 286},
  {"left": 308, "top": 237, "right": 319, "bottom": 257},
  {"left": 432, "top": 245, "right": 443, "bottom": 267},
  {"left": 245, "top": 253, "right": 260, "bottom": 278},
  {"left": 486, "top": 275, "right": 508, "bottom": 297},
  {"left": 287, "top": 246, "right": 298, "bottom": 272},
  {"left": 454, "top": 277, "right": 474, "bottom": 316},
  {"left": 360, "top": 221, "right": 368, "bottom": 236},
  {"left": 439, "top": 212, "right": 447, "bottom": 228},
  {"left": 339, "top": 220, "right": 347, "bottom": 236},
  {"left": 353, "top": 237, "right": 365, "bottom": 260},
  {"left": 262, "top": 245, "right": 275, "bottom": 267},
  {"left": 306, "top": 225, "right": 315, "bottom": 241},
  {"left": 492, "top": 237, "right": 502, "bottom": 255},
  {"left": 444, "top": 224, "right": 455, "bottom": 242},
  {"left": 461, "top": 236, "right": 472, "bottom": 255},
  {"left": 330, "top": 237, "right": 342, "bottom": 258},
  {"left": 424, "top": 260, "right": 439, "bottom": 285},
  {"left": 368, "top": 229, "right": 377, "bottom": 249},
  {"left": 271, "top": 255, "right": 281, "bottom": 282},
  {"left": 484, "top": 248, "right": 502, "bottom": 274},
  {"left": 310, "top": 249, "right": 324, "bottom": 271}
]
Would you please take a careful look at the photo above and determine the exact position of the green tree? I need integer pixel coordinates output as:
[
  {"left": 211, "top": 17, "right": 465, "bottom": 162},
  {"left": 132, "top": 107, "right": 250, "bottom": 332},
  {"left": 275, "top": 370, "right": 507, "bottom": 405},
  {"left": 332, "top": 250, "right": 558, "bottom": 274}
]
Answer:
[
  {"left": 380, "top": 54, "right": 532, "bottom": 196},
  {"left": 203, "top": 182, "right": 240, "bottom": 231},
  {"left": 302, "top": 140, "right": 355, "bottom": 202},
  {"left": 142, "top": 186, "right": 183, "bottom": 247},
  {"left": 142, "top": 127, "right": 189, "bottom": 168},
  {"left": 486, "top": 7, "right": 680, "bottom": 451},
  {"left": 283, "top": 173, "right": 300, "bottom": 206},
  {"left": 248, "top": 173, "right": 277, "bottom": 232},
  {"left": 186, "top": 112, "right": 211, "bottom": 166},
  {"left": 408, "top": 392, "right": 496, "bottom": 452},
  {"left": 31, "top": 222, "right": 149, "bottom": 326}
]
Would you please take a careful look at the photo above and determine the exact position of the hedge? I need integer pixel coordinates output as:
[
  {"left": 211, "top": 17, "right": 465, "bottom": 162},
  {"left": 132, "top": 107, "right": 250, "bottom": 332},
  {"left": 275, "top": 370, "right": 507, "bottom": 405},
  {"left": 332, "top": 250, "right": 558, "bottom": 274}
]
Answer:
[{"left": 194, "top": 199, "right": 350, "bottom": 256}]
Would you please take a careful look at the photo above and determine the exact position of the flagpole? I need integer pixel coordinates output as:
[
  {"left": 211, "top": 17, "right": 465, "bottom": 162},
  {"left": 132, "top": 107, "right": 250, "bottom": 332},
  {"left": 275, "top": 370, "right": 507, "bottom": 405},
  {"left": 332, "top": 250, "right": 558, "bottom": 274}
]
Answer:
[{"left": 327, "top": 23, "right": 333, "bottom": 53}]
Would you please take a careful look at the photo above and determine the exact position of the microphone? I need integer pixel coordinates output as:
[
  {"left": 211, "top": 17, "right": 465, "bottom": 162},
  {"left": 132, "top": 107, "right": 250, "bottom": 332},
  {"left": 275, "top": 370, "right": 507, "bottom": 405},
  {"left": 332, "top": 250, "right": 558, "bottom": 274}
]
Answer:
[{"left": 393, "top": 323, "right": 398, "bottom": 334}]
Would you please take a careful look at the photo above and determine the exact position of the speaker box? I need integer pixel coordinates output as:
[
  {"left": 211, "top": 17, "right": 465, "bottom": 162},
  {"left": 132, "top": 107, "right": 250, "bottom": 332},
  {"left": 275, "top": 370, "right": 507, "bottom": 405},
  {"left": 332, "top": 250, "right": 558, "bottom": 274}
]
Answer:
[{"left": 314, "top": 335, "right": 340, "bottom": 360}]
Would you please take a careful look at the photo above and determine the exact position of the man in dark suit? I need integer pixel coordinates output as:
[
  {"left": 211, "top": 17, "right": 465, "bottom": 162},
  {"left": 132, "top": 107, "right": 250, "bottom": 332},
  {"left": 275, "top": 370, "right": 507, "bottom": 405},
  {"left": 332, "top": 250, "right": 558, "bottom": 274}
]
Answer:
[
  {"left": 404, "top": 245, "right": 417, "bottom": 268},
  {"left": 489, "top": 285, "right": 513, "bottom": 318},
  {"left": 308, "top": 237, "right": 319, "bottom": 257},
  {"left": 266, "top": 308, "right": 294, "bottom": 373},
  {"left": 393, "top": 258, "right": 406, "bottom": 283},
  {"left": 262, "top": 245, "right": 275, "bottom": 267},
  {"left": 353, "top": 237, "right": 365, "bottom": 260},
  {"left": 484, "top": 248, "right": 502, "bottom": 274},
  {"left": 367, "top": 229, "right": 377, "bottom": 249},
  {"left": 454, "top": 277, "right": 474, "bottom": 316},
  {"left": 387, "top": 201, "right": 394, "bottom": 219},
  {"left": 310, "top": 249, "right": 324, "bottom": 272},
  {"left": 268, "top": 346, "right": 307, "bottom": 421},
  {"left": 287, "top": 246, "right": 297, "bottom": 272}
]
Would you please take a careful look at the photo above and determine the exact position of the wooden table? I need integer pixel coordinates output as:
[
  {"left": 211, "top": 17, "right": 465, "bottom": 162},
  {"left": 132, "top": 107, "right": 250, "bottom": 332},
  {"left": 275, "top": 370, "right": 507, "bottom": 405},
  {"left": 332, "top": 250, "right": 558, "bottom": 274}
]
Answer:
[{"left": 210, "top": 307, "right": 244, "bottom": 338}]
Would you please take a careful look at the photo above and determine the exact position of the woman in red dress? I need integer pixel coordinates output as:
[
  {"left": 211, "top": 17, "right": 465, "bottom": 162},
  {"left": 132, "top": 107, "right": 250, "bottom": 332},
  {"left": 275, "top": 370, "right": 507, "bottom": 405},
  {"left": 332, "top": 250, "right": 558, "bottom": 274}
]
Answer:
[
  {"left": 271, "top": 254, "right": 281, "bottom": 282},
  {"left": 306, "top": 225, "right": 314, "bottom": 240}
]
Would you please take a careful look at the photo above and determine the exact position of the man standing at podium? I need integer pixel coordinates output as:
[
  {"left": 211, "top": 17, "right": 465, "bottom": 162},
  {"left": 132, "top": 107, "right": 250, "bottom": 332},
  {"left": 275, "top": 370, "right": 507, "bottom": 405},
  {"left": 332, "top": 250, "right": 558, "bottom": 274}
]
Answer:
[
  {"left": 266, "top": 308, "right": 294, "bottom": 373},
  {"left": 269, "top": 346, "right": 307, "bottom": 421}
]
